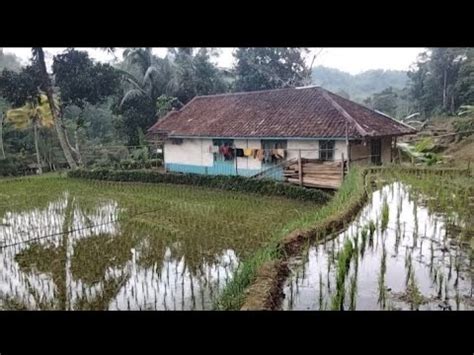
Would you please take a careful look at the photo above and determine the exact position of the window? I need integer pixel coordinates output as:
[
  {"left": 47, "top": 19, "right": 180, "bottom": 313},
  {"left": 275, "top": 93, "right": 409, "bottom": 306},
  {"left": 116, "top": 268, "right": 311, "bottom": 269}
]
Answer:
[
  {"left": 261, "top": 140, "right": 287, "bottom": 164},
  {"left": 319, "top": 140, "right": 335, "bottom": 161},
  {"left": 170, "top": 138, "right": 183, "bottom": 145},
  {"left": 261, "top": 140, "right": 287, "bottom": 150},
  {"left": 213, "top": 138, "right": 234, "bottom": 161}
]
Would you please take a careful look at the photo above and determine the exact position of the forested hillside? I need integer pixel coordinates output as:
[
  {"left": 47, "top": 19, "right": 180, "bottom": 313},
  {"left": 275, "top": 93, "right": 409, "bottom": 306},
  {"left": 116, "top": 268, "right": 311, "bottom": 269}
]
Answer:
[{"left": 311, "top": 66, "right": 408, "bottom": 102}]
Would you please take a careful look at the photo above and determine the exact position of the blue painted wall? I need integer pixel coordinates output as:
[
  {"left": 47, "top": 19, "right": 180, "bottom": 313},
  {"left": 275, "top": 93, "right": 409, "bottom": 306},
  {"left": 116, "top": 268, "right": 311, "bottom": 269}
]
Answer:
[{"left": 166, "top": 161, "right": 284, "bottom": 181}]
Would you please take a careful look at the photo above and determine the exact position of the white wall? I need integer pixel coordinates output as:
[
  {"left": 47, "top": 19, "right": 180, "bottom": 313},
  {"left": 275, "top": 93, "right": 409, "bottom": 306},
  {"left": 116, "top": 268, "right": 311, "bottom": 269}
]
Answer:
[
  {"left": 287, "top": 140, "right": 348, "bottom": 161},
  {"left": 164, "top": 138, "right": 213, "bottom": 167},
  {"left": 164, "top": 138, "right": 351, "bottom": 168},
  {"left": 235, "top": 139, "right": 262, "bottom": 170}
]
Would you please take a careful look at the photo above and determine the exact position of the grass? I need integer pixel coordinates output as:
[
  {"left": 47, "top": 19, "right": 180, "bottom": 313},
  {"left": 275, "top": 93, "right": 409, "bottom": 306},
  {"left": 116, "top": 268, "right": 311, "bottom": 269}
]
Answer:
[
  {"left": 0, "top": 175, "right": 316, "bottom": 310},
  {"left": 381, "top": 197, "right": 389, "bottom": 232},
  {"left": 215, "top": 167, "right": 367, "bottom": 310}
]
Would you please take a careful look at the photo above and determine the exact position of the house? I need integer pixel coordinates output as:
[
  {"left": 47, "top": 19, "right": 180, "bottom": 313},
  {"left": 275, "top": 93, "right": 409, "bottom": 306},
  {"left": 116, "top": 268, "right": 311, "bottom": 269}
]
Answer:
[{"left": 147, "top": 86, "right": 416, "bottom": 188}]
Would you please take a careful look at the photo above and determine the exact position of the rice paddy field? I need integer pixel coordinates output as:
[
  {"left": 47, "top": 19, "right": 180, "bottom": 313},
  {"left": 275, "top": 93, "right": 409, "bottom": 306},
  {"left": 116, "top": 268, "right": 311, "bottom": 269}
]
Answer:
[
  {"left": 282, "top": 171, "right": 474, "bottom": 310},
  {"left": 0, "top": 175, "right": 316, "bottom": 310}
]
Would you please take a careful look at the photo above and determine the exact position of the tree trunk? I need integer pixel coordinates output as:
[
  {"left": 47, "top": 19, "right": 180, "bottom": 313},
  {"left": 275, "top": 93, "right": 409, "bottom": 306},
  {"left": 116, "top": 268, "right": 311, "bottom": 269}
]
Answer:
[
  {"left": 74, "top": 126, "right": 83, "bottom": 166},
  {"left": 442, "top": 68, "right": 447, "bottom": 110},
  {"left": 33, "top": 48, "right": 78, "bottom": 170},
  {"left": 0, "top": 111, "right": 5, "bottom": 159},
  {"left": 33, "top": 119, "right": 43, "bottom": 174}
]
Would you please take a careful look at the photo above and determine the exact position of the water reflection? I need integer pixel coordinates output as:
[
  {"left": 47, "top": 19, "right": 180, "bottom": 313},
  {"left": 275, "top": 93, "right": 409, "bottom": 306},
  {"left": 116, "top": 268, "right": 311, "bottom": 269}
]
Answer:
[
  {"left": 283, "top": 182, "right": 473, "bottom": 310},
  {"left": 0, "top": 192, "right": 238, "bottom": 310}
]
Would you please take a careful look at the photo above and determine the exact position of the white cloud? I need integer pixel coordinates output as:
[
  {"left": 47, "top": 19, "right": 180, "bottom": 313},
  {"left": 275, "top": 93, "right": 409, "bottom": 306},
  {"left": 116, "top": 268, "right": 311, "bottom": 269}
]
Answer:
[{"left": 2, "top": 47, "right": 424, "bottom": 74}]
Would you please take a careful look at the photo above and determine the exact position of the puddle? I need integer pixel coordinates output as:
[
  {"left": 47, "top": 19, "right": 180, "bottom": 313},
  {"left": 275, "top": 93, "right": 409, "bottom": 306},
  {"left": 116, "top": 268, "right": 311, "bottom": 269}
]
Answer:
[{"left": 282, "top": 182, "right": 473, "bottom": 310}]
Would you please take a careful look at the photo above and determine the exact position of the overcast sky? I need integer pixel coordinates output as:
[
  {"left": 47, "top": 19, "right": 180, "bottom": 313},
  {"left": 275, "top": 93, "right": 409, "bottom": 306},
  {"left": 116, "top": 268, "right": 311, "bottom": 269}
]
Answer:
[{"left": 3, "top": 47, "right": 425, "bottom": 74}]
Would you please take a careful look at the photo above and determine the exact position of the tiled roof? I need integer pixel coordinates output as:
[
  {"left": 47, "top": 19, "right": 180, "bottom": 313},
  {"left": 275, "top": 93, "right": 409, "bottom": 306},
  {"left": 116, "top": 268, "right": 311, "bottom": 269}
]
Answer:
[{"left": 148, "top": 86, "right": 416, "bottom": 139}]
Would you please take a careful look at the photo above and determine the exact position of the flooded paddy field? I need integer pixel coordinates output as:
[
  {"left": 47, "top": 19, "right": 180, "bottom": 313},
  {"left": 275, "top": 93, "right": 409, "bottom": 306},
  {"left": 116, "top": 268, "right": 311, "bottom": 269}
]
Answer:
[
  {"left": 0, "top": 176, "right": 315, "bottom": 310},
  {"left": 283, "top": 174, "right": 473, "bottom": 310}
]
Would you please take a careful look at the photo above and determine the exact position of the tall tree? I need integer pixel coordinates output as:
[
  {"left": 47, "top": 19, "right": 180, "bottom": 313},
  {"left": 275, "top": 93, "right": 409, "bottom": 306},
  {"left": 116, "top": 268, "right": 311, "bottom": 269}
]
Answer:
[
  {"left": 117, "top": 48, "right": 178, "bottom": 145},
  {"left": 0, "top": 98, "right": 6, "bottom": 158},
  {"left": 233, "top": 48, "right": 309, "bottom": 92},
  {"left": 408, "top": 48, "right": 470, "bottom": 117},
  {"left": 169, "top": 47, "right": 228, "bottom": 103},
  {"left": 53, "top": 49, "right": 121, "bottom": 163},
  {"left": 454, "top": 48, "right": 474, "bottom": 109},
  {"left": 119, "top": 48, "right": 175, "bottom": 107},
  {"left": 31, "top": 48, "right": 78, "bottom": 169},
  {"left": 369, "top": 87, "right": 398, "bottom": 117}
]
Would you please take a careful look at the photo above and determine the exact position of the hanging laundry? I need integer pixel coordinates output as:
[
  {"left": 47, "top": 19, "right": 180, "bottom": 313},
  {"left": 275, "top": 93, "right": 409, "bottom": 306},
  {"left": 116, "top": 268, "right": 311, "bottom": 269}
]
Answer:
[
  {"left": 225, "top": 148, "right": 235, "bottom": 160},
  {"left": 220, "top": 144, "right": 234, "bottom": 160},
  {"left": 236, "top": 148, "right": 244, "bottom": 157},
  {"left": 219, "top": 145, "right": 226, "bottom": 155},
  {"left": 256, "top": 149, "right": 264, "bottom": 161},
  {"left": 211, "top": 145, "right": 220, "bottom": 153},
  {"left": 276, "top": 149, "right": 286, "bottom": 159},
  {"left": 244, "top": 148, "right": 253, "bottom": 157}
]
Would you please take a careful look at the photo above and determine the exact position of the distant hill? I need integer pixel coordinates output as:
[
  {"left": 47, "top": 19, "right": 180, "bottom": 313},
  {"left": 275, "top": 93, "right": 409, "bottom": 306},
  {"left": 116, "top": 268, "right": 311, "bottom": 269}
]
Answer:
[{"left": 312, "top": 66, "right": 409, "bottom": 103}]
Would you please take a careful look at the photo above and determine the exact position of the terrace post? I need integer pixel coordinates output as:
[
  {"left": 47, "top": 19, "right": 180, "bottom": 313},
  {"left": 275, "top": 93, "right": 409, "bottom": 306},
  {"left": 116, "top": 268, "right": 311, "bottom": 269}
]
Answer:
[
  {"left": 235, "top": 144, "right": 238, "bottom": 176},
  {"left": 298, "top": 149, "right": 303, "bottom": 186},
  {"left": 341, "top": 153, "right": 345, "bottom": 180}
]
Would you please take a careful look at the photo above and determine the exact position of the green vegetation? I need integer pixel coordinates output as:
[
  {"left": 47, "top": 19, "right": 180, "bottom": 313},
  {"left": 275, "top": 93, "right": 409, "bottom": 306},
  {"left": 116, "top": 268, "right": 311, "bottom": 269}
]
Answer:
[
  {"left": 68, "top": 168, "right": 331, "bottom": 203},
  {"left": 381, "top": 198, "right": 389, "bottom": 232},
  {"left": 0, "top": 175, "right": 316, "bottom": 310},
  {"left": 331, "top": 239, "right": 354, "bottom": 310},
  {"left": 215, "top": 168, "right": 366, "bottom": 310}
]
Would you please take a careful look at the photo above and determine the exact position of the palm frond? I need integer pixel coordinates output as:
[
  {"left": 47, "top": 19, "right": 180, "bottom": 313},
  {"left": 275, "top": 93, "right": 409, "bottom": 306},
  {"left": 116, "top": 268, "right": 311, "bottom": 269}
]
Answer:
[
  {"left": 120, "top": 89, "right": 145, "bottom": 108},
  {"left": 143, "top": 66, "right": 160, "bottom": 86}
]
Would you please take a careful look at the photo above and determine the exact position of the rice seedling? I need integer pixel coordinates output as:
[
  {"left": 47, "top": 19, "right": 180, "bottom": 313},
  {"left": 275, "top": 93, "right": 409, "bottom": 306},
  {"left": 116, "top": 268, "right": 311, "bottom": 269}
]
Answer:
[
  {"left": 368, "top": 220, "right": 376, "bottom": 239},
  {"left": 318, "top": 272, "right": 324, "bottom": 310},
  {"left": 349, "top": 274, "right": 358, "bottom": 311},
  {"left": 331, "top": 239, "right": 354, "bottom": 310},
  {"left": 377, "top": 243, "right": 387, "bottom": 309},
  {"left": 381, "top": 197, "right": 389, "bottom": 232},
  {"left": 360, "top": 227, "right": 368, "bottom": 257},
  {"left": 0, "top": 175, "right": 317, "bottom": 310}
]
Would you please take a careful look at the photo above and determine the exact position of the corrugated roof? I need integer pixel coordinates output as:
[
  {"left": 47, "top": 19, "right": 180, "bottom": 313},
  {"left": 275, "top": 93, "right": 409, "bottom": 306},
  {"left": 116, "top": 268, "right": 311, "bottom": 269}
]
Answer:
[{"left": 148, "top": 86, "right": 416, "bottom": 139}]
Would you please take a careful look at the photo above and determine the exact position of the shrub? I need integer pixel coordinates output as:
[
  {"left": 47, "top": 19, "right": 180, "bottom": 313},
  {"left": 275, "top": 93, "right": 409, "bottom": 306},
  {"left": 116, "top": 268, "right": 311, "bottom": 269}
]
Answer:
[
  {"left": 453, "top": 117, "right": 474, "bottom": 138},
  {"left": 68, "top": 168, "right": 331, "bottom": 203},
  {"left": 0, "top": 157, "right": 32, "bottom": 177}
]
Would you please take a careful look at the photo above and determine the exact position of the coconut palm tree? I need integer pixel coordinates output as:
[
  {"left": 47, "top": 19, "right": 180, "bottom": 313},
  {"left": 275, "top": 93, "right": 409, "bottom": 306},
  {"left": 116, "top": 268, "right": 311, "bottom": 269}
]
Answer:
[
  {"left": 6, "top": 94, "right": 55, "bottom": 174},
  {"left": 31, "top": 48, "right": 78, "bottom": 170},
  {"left": 119, "top": 48, "right": 179, "bottom": 108},
  {"left": 0, "top": 97, "right": 7, "bottom": 159}
]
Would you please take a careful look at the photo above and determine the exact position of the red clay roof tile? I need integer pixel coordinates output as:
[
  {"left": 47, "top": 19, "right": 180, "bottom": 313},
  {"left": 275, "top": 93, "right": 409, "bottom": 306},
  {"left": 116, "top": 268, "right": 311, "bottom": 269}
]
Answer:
[{"left": 148, "top": 87, "right": 416, "bottom": 139}]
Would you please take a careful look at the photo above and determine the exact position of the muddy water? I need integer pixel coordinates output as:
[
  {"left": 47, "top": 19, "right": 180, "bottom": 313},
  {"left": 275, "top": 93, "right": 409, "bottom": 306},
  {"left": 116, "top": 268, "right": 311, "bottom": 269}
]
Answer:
[
  {"left": 0, "top": 192, "right": 238, "bottom": 310},
  {"left": 282, "top": 182, "right": 473, "bottom": 310}
]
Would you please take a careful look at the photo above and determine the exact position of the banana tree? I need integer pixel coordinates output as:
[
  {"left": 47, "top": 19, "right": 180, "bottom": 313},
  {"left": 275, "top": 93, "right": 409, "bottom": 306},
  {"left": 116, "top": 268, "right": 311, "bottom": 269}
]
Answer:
[{"left": 6, "top": 94, "right": 55, "bottom": 174}]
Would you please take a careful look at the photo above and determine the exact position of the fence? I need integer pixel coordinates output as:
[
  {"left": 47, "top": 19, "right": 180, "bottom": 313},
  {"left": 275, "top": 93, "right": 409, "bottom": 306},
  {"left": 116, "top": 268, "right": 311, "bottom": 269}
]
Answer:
[{"left": 1, "top": 145, "right": 164, "bottom": 175}]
